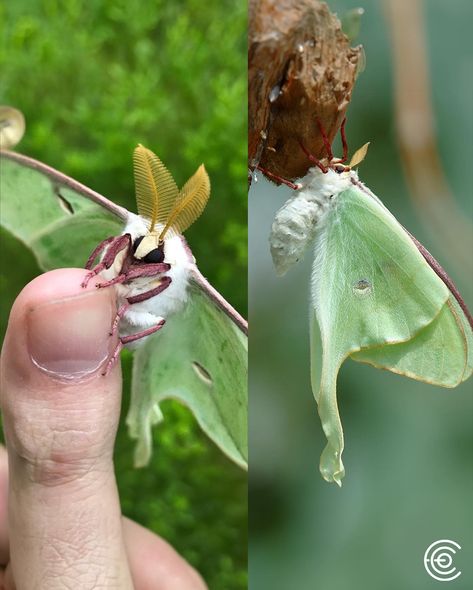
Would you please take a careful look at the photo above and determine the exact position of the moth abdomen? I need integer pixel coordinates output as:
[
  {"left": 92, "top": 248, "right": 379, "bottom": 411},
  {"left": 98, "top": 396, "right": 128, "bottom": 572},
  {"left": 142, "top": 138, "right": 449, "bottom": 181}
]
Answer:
[{"left": 269, "top": 195, "right": 327, "bottom": 276}]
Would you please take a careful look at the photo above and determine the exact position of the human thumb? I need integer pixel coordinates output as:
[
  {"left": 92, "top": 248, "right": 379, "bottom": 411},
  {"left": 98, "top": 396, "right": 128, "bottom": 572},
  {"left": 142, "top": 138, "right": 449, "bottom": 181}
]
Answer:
[{"left": 0, "top": 268, "right": 133, "bottom": 589}]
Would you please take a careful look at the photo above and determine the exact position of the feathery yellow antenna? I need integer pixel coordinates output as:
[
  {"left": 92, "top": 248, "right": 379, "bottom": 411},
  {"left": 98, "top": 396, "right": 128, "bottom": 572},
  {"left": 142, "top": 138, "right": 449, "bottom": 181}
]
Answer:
[
  {"left": 349, "top": 142, "right": 370, "bottom": 168},
  {"left": 159, "top": 164, "right": 211, "bottom": 241},
  {"left": 133, "top": 145, "right": 179, "bottom": 232}
]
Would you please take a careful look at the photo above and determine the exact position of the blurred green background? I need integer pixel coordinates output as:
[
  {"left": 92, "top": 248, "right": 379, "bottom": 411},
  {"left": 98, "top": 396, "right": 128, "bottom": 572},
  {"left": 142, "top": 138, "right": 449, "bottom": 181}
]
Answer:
[
  {"left": 249, "top": 1, "right": 473, "bottom": 589},
  {"left": 0, "top": 0, "right": 246, "bottom": 588}
]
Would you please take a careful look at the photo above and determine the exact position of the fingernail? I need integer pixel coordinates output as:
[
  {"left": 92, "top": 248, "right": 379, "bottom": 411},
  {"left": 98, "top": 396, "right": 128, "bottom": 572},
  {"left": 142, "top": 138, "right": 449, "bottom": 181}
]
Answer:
[{"left": 27, "top": 289, "right": 115, "bottom": 379}]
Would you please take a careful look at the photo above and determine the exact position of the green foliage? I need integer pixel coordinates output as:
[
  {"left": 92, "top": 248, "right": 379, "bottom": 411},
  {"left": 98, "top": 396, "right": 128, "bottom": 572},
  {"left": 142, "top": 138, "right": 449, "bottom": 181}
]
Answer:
[
  {"left": 1, "top": 0, "right": 246, "bottom": 587},
  {"left": 1, "top": 0, "right": 247, "bottom": 313}
]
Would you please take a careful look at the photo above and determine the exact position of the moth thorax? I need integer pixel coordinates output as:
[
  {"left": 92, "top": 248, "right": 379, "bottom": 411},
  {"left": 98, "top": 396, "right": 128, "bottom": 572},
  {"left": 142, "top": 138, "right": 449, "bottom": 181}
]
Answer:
[
  {"left": 304, "top": 166, "right": 353, "bottom": 197},
  {"left": 270, "top": 195, "right": 326, "bottom": 276}
]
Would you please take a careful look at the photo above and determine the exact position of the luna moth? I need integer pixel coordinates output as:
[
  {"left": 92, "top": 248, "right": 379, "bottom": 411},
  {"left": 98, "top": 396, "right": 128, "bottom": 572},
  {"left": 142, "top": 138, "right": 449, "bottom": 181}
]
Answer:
[
  {"left": 0, "top": 143, "right": 248, "bottom": 469},
  {"left": 268, "top": 122, "right": 472, "bottom": 486}
]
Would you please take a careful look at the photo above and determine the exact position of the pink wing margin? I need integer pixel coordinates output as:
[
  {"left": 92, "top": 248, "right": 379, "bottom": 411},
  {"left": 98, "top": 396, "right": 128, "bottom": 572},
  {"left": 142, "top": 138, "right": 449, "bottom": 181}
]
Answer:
[{"left": 190, "top": 267, "right": 248, "bottom": 335}]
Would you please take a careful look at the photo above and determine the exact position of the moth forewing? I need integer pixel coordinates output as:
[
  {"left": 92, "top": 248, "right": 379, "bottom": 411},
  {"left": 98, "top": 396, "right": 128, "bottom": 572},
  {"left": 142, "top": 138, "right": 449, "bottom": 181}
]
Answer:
[{"left": 311, "top": 181, "right": 458, "bottom": 483}]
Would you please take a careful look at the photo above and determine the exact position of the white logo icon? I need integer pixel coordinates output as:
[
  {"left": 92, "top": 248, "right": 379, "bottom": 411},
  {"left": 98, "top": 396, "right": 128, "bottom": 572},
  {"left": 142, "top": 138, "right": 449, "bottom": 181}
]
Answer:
[{"left": 424, "top": 539, "right": 462, "bottom": 582}]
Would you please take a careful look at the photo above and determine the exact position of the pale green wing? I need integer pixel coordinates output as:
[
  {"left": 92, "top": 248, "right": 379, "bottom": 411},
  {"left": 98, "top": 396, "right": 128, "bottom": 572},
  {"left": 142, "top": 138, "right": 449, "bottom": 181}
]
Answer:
[
  {"left": 312, "top": 184, "right": 451, "bottom": 485},
  {"left": 0, "top": 151, "right": 126, "bottom": 269},
  {"left": 127, "top": 270, "right": 248, "bottom": 469},
  {"left": 351, "top": 294, "right": 472, "bottom": 386}
]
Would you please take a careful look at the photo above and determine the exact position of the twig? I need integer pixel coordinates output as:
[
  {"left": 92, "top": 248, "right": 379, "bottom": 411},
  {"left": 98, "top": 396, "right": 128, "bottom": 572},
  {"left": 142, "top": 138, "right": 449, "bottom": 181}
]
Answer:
[
  {"left": 385, "top": 0, "right": 473, "bottom": 278},
  {"left": 248, "top": 0, "right": 362, "bottom": 181}
]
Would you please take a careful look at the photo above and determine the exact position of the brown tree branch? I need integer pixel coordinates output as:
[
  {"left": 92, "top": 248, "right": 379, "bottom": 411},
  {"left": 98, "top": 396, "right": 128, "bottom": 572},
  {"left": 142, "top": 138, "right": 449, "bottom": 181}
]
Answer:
[{"left": 249, "top": 0, "right": 363, "bottom": 181}]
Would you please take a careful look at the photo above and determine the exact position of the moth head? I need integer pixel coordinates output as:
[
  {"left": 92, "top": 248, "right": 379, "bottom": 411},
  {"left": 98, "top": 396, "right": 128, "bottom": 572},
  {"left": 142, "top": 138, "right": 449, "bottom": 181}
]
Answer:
[
  {"left": 133, "top": 144, "right": 211, "bottom": 244},
  {"left": 332, "top": 162, "right": 350, "bottom": 175},
  {"left": 303, "top": 117, "right": 370, "bottom": 175},
  {"left": 132, "top": 233, "right": 165, "bottom": 263},
  {"left": 329, "top": 143, "right": 370, "bottom": 174}
]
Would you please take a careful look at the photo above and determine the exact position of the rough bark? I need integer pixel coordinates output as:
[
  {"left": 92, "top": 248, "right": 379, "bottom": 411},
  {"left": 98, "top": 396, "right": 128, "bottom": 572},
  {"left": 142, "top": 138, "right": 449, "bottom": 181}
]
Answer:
[{"left": 249, "top": 0, "right": 362, "bottom": 181}]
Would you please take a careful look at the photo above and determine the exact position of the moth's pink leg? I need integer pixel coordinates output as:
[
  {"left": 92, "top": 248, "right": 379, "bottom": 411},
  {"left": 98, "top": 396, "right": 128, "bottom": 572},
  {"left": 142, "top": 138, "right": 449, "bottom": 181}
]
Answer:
[
  {"left": 121, "top": 320, "right": 166, "bottom": 345},
  {"left": 118, "top": 263, "right": 170, "bottom": 282},
  {"left": 96, "top": 263, "right": 170, "bottom": 288},
  {"left": 118, "top": 248, "right": 133, "bottom": 275},
  {"left": 254, "top": 165, "right": 301, "bottom": 190},
  {"left": 103, "top": 342, "right": 124, "bottom": 375},
  {"left": 109, "top": 303, "right": 130, "bottom": 337},
  {"left": 103, "top": 320, "right": 166, "bottom": 376},
  {"left": 339, "top": 117, "right": 349, "bottom": 163},
  {"left": 316, "top": 118, "right": 334, "bottom": 161},
  {"left": 108, "top": 276, "right": 171, "bottom": 339},
  {"left": 85, "top": 236, "right": 116, "bottom": 270},
  {"left": 298, "top": 140, "right": 329, "bottom": 173},
  {"left": 81, "top": 234, "right": 132, "bottom": 288},
  {"left": 127, "top": 276, "right": 172, "bottom": 304}
]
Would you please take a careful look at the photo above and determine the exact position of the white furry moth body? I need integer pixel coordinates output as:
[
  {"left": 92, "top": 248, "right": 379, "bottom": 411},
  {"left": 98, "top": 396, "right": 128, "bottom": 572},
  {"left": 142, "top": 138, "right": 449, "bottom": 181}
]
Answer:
[
  {"left": 100, "top": 215, "right": 193, "bottom": 343},
  {"left": 82, "top": 144, "right": 211, "bottom": 366},
  {"left": 270, "top": 167, "right": 349, "bottom": 277}
]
